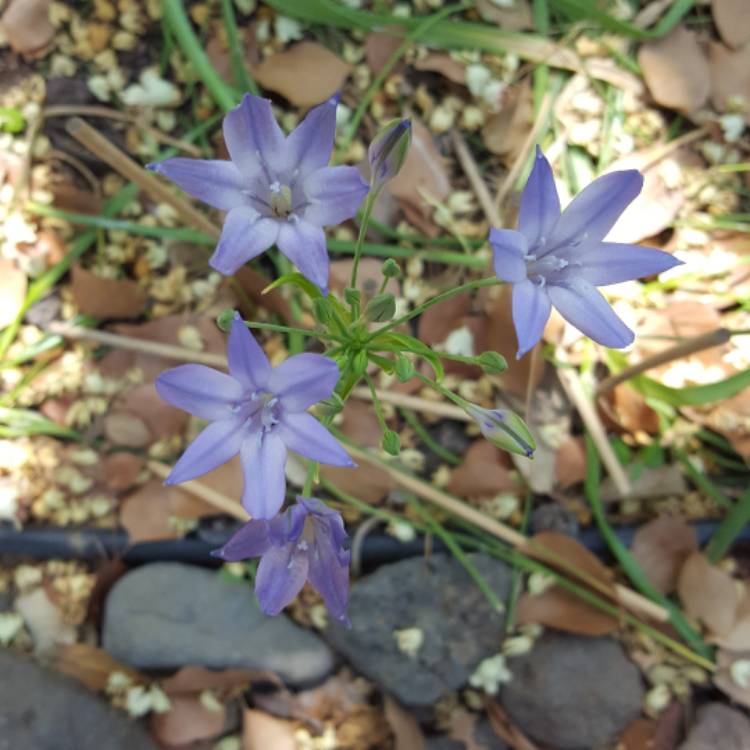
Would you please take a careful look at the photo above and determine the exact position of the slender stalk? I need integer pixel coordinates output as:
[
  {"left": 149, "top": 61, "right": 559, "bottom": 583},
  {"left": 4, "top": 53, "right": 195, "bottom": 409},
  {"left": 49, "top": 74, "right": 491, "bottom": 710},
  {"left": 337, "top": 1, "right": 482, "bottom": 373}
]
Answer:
[
  {"left": 350, "top": 191, "right": 377, "bottom": 290},
  {"left": 399, "top": 407, "right": 461, "bottom": 466},
  {"left": 674, "top": 447, "right": 733, "bottom": 510},
  {"left": 705, "top": 488, "right": 750, "bottom": 563},
  {"left": 364, "top": 371, "right": 389, "bottom": 436},
  {"left": 220, "top": 0, "right": 260, "bottom": 95}
]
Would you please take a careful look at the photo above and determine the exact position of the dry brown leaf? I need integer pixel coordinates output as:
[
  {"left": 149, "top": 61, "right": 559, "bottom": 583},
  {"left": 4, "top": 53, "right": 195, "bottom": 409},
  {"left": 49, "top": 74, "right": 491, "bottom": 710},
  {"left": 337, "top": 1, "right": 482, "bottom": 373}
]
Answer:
[
  {"left": 476, "top": 0, "right": 533, "bottom": 31},
  {"left": 388, "top": 118, "right": 450, "bottom": 221},
  {"left": 417, "top": 291, "right": 473, "bottom": 347},
  {"left": 242, "top": 709, "right": 297, "bottom": 750},
  {"left": 251, "top": 42, "right": 351, "bottom": 106},
  {"left": 482, "top": 81, "right": 534, "bottom": 162},
  {"left": 713, "top": 649, "right": 750, "bottom": 709},
  {"left": 160, "top": 665, "right": 282, "bottom": 695},
  {"left": 516, "top": 586, "right": 619, "bottom": 636},
  {"left": 99, "top": 452, "right": 145, "bottom": 493},
  {"left": 601, "top": 464, "right": 687, "bottom": 503},
  {"left": 638, "top": 26, "right": 711, "bottom": 113},
  {"left": 383, "top": 694, "right": 425, "bottom": 750},
  {"left": 712, "top": 0, "right": 750, "bottom": 49},
  {"left": 630, "top": 517, "right": 698, "bottom": 595},
  {"left": 0, "top": 258, "right": 27, "bottom": 328},
  {"left": 554, "top": 437, "right": 587, "bottom": 489},
  {"left": 414, "top": 53, "right": 466, "bottom": 84},
  {"left": 708, "top": 41, "right": 750, "bottom": 120},
  {"left": 103, "top": 412, "right": 152, "bottom": 448},
  {"left": 71, "top": 264, "right": 147, "bottom": 320},
  {"left": 151, "top": 694, "right": 226, "bottom": 747},
  {"left": 448, "top": 440, "right": 516, "bottom": 499},
  {"left": 692, "top": 389, "right": 750, "bottom": 461},
  {"left": 364, "top": 32, "right": 402, "bottom": 73},
  {"left": 118, "top": 383, "right": 188, "bottom": 440},
  {"left": 604, "top": 384, "right": 660, "bottom": 435},
  {"left": 677, "top": 551, "right": 740, "bottom": 636},
  {"left": 0, "top": 0, "right": 54, "bottom": 55},
  {"left": 329, "top": 258, "right": 400, "bottom": 299},
  {"left": 618, "top": 718, "right": 657, "bottom": 750},
  {"left": 447, "top": 709, "right": 486, "bottom": 750},
  {"left": 53, "top": 643, "right": 146, "bottom": 692},
  {"left": 233, "top": 266, "right": 294, "bottom": 322},
  {"left": 51, "top": 183, "right": 104, "bottom": 216}
]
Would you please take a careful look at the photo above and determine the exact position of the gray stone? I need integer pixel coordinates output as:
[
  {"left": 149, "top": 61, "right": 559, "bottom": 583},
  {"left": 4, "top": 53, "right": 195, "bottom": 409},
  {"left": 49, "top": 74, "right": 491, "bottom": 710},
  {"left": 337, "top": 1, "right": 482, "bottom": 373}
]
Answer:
[
  {"left": 501, "top": 633, "right": 643, "bottom": 750},
  {"left": 102, "top": 563, "right": 334, "bottom": 687},
  {"left": 326, "top": 554, "right": 511, "bottom": 707},
  {"left": 425, "top": 719, "right": 508, "bottom": 750},
  {"left": 0, "top": 649, "right": 158, "bottom": 750},
  {"left": 679, "top": 703, "right": 750, "bottom": 750}
]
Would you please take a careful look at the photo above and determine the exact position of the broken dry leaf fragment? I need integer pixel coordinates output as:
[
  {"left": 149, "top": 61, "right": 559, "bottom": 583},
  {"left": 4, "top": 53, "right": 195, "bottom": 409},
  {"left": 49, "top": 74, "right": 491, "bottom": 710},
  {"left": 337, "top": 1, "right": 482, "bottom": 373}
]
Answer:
[
  {"left": 71, "top": 264, "right": 147, "bottom": 320},
  {"left": 0, "top": 0, "right": 54, "bottom": 56},
  {"left": 516, "top": 586, "right": 619, "bottom": 636},
  {"left": 712, "top": 0, "right": 750, "bottom": 49},
  {"left": 0, "top": 258, "right": 27, "bottom": 329}
]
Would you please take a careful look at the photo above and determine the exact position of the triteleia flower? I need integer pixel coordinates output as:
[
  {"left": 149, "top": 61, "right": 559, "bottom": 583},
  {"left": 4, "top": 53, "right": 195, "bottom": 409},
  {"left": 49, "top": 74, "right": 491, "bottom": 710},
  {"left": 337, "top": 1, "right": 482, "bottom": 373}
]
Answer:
[
  {"left": 489, "top": 147, "right": 682, "bottom": 358},
  {"left": 464, "top": 404, "right": 535, "bottom": 458},
  {"left": 212, "top": 496, "right": 351, "bottom": 624},
  {"left": 368, "top": 118, "right": 411, "bottom": 191},
  {"left": 155, "top": 315, "right": 353, "bottom": 519},
  {"left": 147, "top": 93, "right": 369, "bottom": 294}
]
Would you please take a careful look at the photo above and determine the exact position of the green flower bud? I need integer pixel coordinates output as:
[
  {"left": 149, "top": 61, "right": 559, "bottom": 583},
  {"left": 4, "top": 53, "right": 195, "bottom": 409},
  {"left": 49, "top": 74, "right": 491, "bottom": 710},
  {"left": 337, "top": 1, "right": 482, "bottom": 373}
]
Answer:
[
  {"left": 317, "top": 392, "right": 345, "bottom": 417},
  {"left": 352, "top": 349, "right": 369, "bottom": 377},
  {"left": 364, "top": 292, "right": 396, "bottom": 323},
  {"left": 382, "top": 258, "right": 401, "bottom": 279},
  {"left": 368, "top": 118, "right": 411, "bottom": 190},
  {"left": 395, "top": 355, "right": 415, "bottom": 383},
  {"left": 344, "top": 287, "right": 361, "bottom": 308},
  {"left": 465, "top": 404, "right": 535, "bottom": 458},
  {"left": 312, "top": 297, "right": 332, "bottom": 327},
  {"left": 217, "top": 309, "right": 237, "bottom": 332},
  {"left": 382, "top": 429, "right": 401, "bottom": 456},
  {"left": 477, "top": 351, "right": 508, "bottom": 375}
]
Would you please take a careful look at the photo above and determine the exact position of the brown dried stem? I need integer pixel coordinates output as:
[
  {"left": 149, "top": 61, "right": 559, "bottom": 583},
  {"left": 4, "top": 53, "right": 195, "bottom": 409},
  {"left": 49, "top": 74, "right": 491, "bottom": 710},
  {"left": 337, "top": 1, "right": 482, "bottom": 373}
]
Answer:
[{"left": 450, "top": 129, "right": 501, "bottom": 227}]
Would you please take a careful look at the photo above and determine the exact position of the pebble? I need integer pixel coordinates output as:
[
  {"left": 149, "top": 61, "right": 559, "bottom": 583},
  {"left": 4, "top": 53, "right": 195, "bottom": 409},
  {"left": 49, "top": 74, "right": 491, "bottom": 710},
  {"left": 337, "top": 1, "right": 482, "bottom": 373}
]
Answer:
[
  {"left": 501, "top": 632, "right": 643, "bottom": 750},
  {"left": 0, "top": 649, "right": 158, "bottom": 750},
  {"left": 102, "top": 563, "right": 334, "bottom": 687},
  {"left": 326, "top": 554, "right": 511, "bottom": 707},
  {"left": 679, "top": 703, "right": 750, "bottom": 750}
]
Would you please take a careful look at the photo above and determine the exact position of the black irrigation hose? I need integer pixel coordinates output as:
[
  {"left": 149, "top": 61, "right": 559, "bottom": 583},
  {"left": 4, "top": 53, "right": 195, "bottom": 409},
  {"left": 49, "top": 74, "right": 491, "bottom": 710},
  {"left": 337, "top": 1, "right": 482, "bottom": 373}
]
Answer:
[{"left": 1, "top": 518, "right": 748, "bottom": 568}]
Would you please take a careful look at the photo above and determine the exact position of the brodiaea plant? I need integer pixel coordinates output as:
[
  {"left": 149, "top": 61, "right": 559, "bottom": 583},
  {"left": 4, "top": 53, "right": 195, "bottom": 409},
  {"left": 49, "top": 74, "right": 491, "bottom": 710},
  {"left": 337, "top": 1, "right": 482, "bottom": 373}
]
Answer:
[{"left": 149, "top": 93, "right": 676, "bottom": 625}]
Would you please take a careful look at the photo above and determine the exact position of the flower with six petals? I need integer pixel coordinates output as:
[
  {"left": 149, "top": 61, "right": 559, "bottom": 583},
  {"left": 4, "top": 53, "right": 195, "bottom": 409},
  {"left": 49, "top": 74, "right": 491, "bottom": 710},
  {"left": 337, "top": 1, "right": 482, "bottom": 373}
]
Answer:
[
  {"left": 155, "top": 315, "right": 353, "bottom": 519},
  {"left": 148, "top": 93, "right": 369, "bottom": 294},
  {"left": 489, "top": 147, "right": 682, "bottom": 358},
  {"left": 212, "top": 495, "right": 351, "bottom": 624}
]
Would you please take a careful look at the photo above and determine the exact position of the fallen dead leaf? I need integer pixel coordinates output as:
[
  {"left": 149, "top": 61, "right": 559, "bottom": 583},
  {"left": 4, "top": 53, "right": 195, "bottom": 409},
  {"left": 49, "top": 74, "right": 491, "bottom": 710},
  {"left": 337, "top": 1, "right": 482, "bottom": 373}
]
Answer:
[
  {"left": 448, "top": 440, "right": 516, "bottom": 499},
  {"left": 714, "top": 582, "right": 750, "bottom": 651},
  {"left": 600, "top": 384, "right": 660, "bottom": 436},
  {"left": 712, "top": 0, "right": 750, "bottom": 49},
  {"left": 54, "top": 643, "right": 146, "bottom": 691},
  {"left": 630, "top": 516, "right": 698, "bottom": 595},
  {"left": 0, "top": 0, "right": 54, "bottom": 56},
  {"left": 447, "top": 709, "right": 486, "bottom": 750},
  {"left": 364, "top": 32, "right": 402, "bottom": 74},
  {"left": 693, "top": 389, "right": 750, "bottom": 461},
  {"left": 482, "top": 81, "right": 534, "bottom": 163},
  {"left": 0, "top": 258, "right": 27, "bottom": 329},
  {"left": 71, "top": 264, "right": 147, "bottom": 320},
  {"left": 414, "top": 53, "right": 466, "bottom": 84},
  {"left": 677, "top": 551, "right": 740, "bottom": 636},
  {"left": 713, "top": 649, "right": 750, "bottom": 709},
  {"left": 476, "top": 0, "right": 533, "bottom": 31},
  {"left": 554, "top": 437, "right": 587, "bottom": 489},
  {"left": 242, "top": 708, "right": 297, "bottom": 750},
  {"left": 383, "top": 694, "right": 425, "bottom": 750},
  {"left": 600, "top": 464, "right": 687, "bottom": 503},
  {"left": 160, "top": 665, "right": 282, "bottom": 695},
  {"left": 618, "top": 718, "right": 657, "bottom": 750},
  {"left": 104, "top": 412, "right": 152, "bottom": 449},
  {"left": 251, "top": 42, "right": 351, "bottom": 107},
  {"left": 485, "top": 700, "right": 541, "bottom": 750},
  {"left": 99, "top": 452, "right": 145, "bottom": 493},
  {"left": 233, "top": 266, "right": 294, "bottom": 322},
  {"left": 329, "top": 258, "right": 400, "bottom": 300},
  {"left": 638, "top": 26, "right": 711, "bottom": 113},
  {"left": 418, "top": 291, "right": 473, "bottom": 348},
  {"left": 708, "top": 41, "right": 750, "bottom": 120},
  {"left": 516, "top": 586, "right": 619, "bottom": 636},
  {"left": 151, "top": 694, "right": 226, "bottom": 747},
  {"left": 15, "top": 587, "right": 76, "bottom": 656},
  {"left": 118, "top": 383, "right": 188, "bottom": 440}
]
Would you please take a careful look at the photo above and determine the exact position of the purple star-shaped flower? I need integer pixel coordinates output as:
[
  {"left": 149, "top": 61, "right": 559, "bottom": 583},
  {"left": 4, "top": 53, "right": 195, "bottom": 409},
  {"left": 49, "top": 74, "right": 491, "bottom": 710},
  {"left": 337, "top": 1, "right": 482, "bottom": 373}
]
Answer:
[
  {"left": 490, "top": 147, "right": 682, "bottom": 358},
  {"left": 148, "top": 93, "right": 369, "bottom": 294},
  {"left": 155, "top": 315, "right": 353, "bottom": 519},
  {"left": 212, "top": 496, "right": 351, "bottom": 624}
]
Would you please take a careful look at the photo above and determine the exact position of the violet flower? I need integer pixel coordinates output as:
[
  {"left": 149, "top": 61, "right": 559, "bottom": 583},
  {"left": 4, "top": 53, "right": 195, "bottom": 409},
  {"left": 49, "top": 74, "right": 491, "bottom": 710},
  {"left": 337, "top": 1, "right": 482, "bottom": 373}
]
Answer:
[
  {"left": 490, "top": 147, "right": 681, "bottom": 358},
  {"left": 148, "top": 93, "right": 369, "bottom": 294},
  {"left": 155, "top": 315, "right": 353, "bottom": 519},
  {"left": 212, "top": 496, "right": 351, "bottom": 624}
]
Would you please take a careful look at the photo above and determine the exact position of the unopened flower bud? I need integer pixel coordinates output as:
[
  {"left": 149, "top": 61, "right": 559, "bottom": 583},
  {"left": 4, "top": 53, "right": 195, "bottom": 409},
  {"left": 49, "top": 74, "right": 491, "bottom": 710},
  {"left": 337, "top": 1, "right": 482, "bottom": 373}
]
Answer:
[
  {"left": 352, "top": 349, "right": 369, "bottom": 376},
  {"left": 344, "top": 287, "right": 361, "bottom": 308},
  {"left": 465, "top": 404, "right": 535, "bottom": 458},
  {"left": 364, "top": 292, "right": 396, "bottom": 322},
  {"left": 477, "top": 351, "right": 507, "bottom": 375},
  {"left": 217, "top": 308, "right": 237, "bottom": 332},
  {"left": 382, "top": 429, "right": 401, "bottom": 456},
  {"left": 395, "top": 355, "right": 414, "bottom": 383},
  {"left": 382, "top": 258, "right": 401, "bottom": 279},
  {"left": 368, "top": 118, "right": 411, "bottom": 190}
]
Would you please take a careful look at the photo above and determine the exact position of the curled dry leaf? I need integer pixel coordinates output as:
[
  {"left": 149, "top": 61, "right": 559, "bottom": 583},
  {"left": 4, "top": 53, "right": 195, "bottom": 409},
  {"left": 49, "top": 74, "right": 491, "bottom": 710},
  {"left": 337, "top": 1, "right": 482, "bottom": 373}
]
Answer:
[
  {"left": 365, "top": 32, "right": 403, "bottom": 74},
  {"left": 712, "top": 0, "right": 750, "bottom": 49},
  {"left": 242, "top": 708, "right": 297, "bottom": 750},
  {"left": 414, "top": 53, "right": 466, "bottom": 84},
  {"left": 53, "top": 643, "right": 146, "bottom": 692},
  {"left": 0, "top": 0, "right": 54, "bottom": 56},
  {"left": 638, "top": 26, "right": 711, "bottom": 113},
  {"left": 251, "top": 42, "right": 351, "bottom": 107},
  {"left": 151, "top": 694, "right": 226, "bottom": 747},
  {"left": 160, "top": 665, "right": 282, "bottom": 695},
  {"left": 71, "top": 264, "right": 147, "bottom": 321},
  {"left": 516, "top": 586, "right": 619, "bottom": 636},
  {"left": 713, "top": 650, "right": 750, "bottom": 710},
  {"left": 714, "top": 582, "right": 750, "bottom": 651},
  {"left": 554, "top": 437, "right": 586, "bottom": 489},
  {"left": 448, "top": 440, "right": 517, "bottom": 499},
  {"left": 482, "top": 81, "right": 534, "bottom": 162},
  {"left": 600, "top": 384, "right": 659, "bottom": 436},
  {"left": 383, "top": 694, "right": 425, "bottom": 750},
  {"left": 118, "top": 383, "right": 188, "bottom": 440},
  {"left": 0, "top": 258, "right": 27, "bottom": 329},
  {"left": 99, "top": 452, "right": 144, "bottom": 493},
  {"left": 630, "top": 516, "right": 698, "bottom": 595},
  {"left": 708, "top": 41, "right": 750, "bottom": 120},
  {"left": 677, "top": 551, "right": 740, "bottom": 637}
]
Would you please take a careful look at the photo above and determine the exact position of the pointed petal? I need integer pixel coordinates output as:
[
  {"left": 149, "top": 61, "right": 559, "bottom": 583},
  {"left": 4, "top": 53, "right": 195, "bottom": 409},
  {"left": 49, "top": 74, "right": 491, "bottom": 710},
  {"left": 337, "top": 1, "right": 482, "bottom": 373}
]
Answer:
[
  {"left": 155, "top": 365, "right": 243, "bottom": 420},
  {"left": 166, "top": 418, "right": 245, "bottom": 485},
  {"left": 212, "top": 519, "right": 271, "bottom": 561},
  {"left": 223, "top": 94, "right": 286, "bottom": 176},
  {"left": 301, "top": 166, "right": 369, "bottom": 226},
  {"left": 575, "top": 242, "right": 682, "bottom": 286},
  {"left": 209, "top": 208, "right": 279, "bottom": 276},
  {"left": 551, "top": 170, "right": 643, "bottom": 247},
  {"left": 276, "top": 219, "right": 329, "bottom": 294},
  {"left": 512, "top": 279, "right": 552, "bottom": 359},
  {"left": 255, "top": 542, "right": 309, "bottom": 616},
  {"left": 146, "top": 158, "right": 245, "bottom": 211},
  {"left": 268, "top": 503, "right": 307, "bottom": 546},
  {"left": 548, "top": 278, "right": 634, "bottom": 348},
  {"left": 228, "top": 314, "right": 271, "bottom": 391},
  {"left": 308, "top": 516, "right": 350, "bottom": 624},
  {"left": 489, "top": 228, "right": 529, "bottom": 283},
  {"left": 268, "top": 353, "right": 339, "bottom": 411},
  {"left": 277, "top": 412, "right": 353, "bottom": 467},
  {"left": 285, "top": 95, "right": 338, "bottom": 178},
  {"left": 239, "top": 431, "right": 288, "bottom": 519},
  {"left": 518, "top": 147, "right": 560, "bottom": 248}
]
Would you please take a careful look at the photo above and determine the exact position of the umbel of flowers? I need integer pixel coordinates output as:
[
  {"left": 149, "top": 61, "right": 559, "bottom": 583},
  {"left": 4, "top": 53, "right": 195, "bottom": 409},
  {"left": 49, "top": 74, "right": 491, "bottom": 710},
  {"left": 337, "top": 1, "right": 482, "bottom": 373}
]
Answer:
[{"left": 150, "top": 94, "right": 679, "bottom": 624}]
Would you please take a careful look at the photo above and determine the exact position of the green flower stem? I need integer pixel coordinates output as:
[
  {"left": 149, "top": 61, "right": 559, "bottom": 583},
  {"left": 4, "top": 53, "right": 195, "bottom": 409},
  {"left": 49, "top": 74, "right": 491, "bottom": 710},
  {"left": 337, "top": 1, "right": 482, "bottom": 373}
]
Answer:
[
  {"left": 243, "top": 321, "right": 342, "bottom": 342},
  {"left": 705, "top": 488, "right": 750, "bottom": 564},
  {"left": 334, "top": 1, "right": 471, "bottom": 163},
  {"left": 349, "top": 190, "right": 377, "bottom": 291},
  {"left": 413, "top": 370, "right": 466, "bottom": 410},
  {"left": 219, "top": 0, "right": 260, "bottom": 96},
  {"left": 361, "top": 214, "right": 483, "bottom": 249},
  {"left": 585, "top": 435, "right": 713, "bottom": 660},
  {"left": 302, "top": 413, "right": 336, "bottom": 496},
  {"left": 364, "top": 371, "right": 389, "bottom": 434},
  {"left": 365, "top": 276, "right": 501, "bottom": 343},
  {"left": 163, "top": 0, "right": 237, "bottom": 112},
  {"left": 330, "top": 238, "right": 488, "bottom": 269},
  {"left": 399, "top": 407, "right": 461, "bottom": 466}
]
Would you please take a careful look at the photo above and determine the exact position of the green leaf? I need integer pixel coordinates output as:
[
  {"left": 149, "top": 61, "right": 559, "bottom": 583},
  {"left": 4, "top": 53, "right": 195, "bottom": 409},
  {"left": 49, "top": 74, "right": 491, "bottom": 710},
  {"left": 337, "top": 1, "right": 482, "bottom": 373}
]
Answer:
[
  {"left": 0, "top": 407, "right": 83, "bottom": 440},
  {"left": 0, "top": 107, "right": 25, "bottom": 134},
  {"left": 263, "top": 272, "right": 322, "bottom": 300}
]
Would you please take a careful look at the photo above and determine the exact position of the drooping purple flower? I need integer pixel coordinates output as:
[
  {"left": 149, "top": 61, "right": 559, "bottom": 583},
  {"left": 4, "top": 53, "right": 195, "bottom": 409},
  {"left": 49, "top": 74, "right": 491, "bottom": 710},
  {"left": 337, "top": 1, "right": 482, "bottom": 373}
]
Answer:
[
  {"left": 147, "top": 94, "right": 369, "bottom": 294},
  {"left": 490, "top": 147, "right": 682, "bottom": 358},
  {"left": 155, "top": 315, "right": 353, "bottom": 519},
  {"left": 212, "top": 496, "right": 351, "bottom": 624}
]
